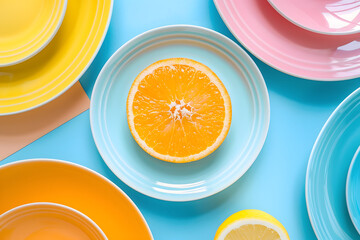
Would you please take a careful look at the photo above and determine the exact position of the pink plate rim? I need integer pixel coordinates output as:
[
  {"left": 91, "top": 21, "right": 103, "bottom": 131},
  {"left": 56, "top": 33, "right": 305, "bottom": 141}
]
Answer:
[{"left": 214, "top": 0, "right": 360, "bottom": 81}]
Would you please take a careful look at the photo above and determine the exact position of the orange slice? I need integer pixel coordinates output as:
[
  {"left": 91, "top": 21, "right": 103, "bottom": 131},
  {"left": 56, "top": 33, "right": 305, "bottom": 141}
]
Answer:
[{"left": 127, "top": 58, "right": 232, "bottom": 163}]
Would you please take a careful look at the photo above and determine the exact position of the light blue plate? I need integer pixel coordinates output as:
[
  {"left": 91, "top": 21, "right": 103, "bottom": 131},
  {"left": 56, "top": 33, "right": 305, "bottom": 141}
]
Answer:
[
  {"left": 306, "top": 87, "right": 360, "bottom": 239},
  {"left": 347, "top": 146, "right": 360, "bottom": 234},
  {"left": 90, "top": 25, "right": 270, "bottom": 201}
]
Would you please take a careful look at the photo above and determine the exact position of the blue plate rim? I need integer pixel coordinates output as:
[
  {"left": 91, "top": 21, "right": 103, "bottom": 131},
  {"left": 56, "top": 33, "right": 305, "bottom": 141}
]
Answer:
[
  {"left": 306, "top": 86, "right": 360, "bottom": 239},
  {"left": 346, "top": 146, "right": 360, "bottom": 234},
  {"left": 90, "top": 24, "right": 270, "bottom": 201}
]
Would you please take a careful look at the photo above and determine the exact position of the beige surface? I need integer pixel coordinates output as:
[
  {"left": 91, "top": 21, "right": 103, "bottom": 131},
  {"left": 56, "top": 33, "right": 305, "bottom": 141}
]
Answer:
[{"left": 0, "top": 82, "right": 89, "bottom": 160}]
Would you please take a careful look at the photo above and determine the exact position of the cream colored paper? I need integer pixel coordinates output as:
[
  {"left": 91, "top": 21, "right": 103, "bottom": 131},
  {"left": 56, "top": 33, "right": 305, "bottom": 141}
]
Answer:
[{"left": 0, "top": 82, "right": 90, "bottom": 160}]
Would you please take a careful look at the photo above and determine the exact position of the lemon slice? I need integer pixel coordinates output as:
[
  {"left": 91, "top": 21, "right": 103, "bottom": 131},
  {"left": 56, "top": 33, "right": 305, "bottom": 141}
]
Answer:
[{"left": 215, "top": 210, "right": 290, "bottom": 240}]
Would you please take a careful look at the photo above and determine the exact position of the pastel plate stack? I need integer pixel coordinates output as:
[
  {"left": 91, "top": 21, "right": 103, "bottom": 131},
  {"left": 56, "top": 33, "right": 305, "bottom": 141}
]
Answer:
[
  {"left": 0, "top": 0, "right": 112, "bottom": 115},
  {"left": 2, "top": 0, "right": 360, "bottom": 239},
  {"left": 0, "top": 159, "right": 153, "bottom": 239},
  {"left": 214, "top": 0, "right": 360, "bottom": 239},
  {"left": 0, "top": 0, "right": 153, "bottom": 239}
]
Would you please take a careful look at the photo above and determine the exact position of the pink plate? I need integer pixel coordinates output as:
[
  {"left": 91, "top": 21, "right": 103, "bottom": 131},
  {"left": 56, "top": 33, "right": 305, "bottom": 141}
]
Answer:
[
  {"left": 268, "top": 0, "right": 360, "bottom": 35},
  {"left": 214, "top": 0, "right": 360, "bottom": 81}
]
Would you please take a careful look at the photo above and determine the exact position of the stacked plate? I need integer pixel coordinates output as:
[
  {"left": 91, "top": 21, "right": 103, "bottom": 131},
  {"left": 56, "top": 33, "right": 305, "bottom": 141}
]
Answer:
[
  {"left": 306, "top": 87, "right": 360, "bottom": 240},
  {"left": 0, "top": 159, "right": 153, "bottom": 239},
  {"left": 0, "top": 1, "right": 154, "bottom": 239},
  {"left": 0, "top": 0, "right": 112, "bottom": 115},
  {"left": 214, "top": 0, "right": 360, "bottom": 81},
  {"left": 0, "top": 202, "right": 108, "bottom": 239},
  {"left": 2, "top": 0, "right": 360, "bottom": 238},
  {"left": 214, "top": 1, "right": 360, "bottom": 239}
]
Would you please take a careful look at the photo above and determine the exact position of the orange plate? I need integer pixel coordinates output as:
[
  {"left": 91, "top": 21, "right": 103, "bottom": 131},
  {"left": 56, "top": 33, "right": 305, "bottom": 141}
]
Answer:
[{"left": 0, "top": 159, "right": 153, "bottom": 239}]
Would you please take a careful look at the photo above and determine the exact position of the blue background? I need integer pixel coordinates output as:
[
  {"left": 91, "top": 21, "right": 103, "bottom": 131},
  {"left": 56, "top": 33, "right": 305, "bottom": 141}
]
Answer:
[{"left": 2, "top": 0, "right": 360, "bottom": 239}]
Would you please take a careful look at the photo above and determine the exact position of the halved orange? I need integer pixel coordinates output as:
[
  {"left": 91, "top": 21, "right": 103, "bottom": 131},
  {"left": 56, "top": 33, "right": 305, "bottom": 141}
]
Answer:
[{"left": 127, "top": 58, "right": 232, "bottom": 163}]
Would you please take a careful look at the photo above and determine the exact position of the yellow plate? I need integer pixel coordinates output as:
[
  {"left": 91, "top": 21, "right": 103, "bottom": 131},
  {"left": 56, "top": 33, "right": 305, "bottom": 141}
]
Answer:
[
  {"left": 0, "top": 159, "right": 153, "bottom": 239},
  {"left": 0, "top": 0, "right": 112, "bottom": 115},
  {"left": 0, "top": 0, "right": 67, "bottom": 67}
]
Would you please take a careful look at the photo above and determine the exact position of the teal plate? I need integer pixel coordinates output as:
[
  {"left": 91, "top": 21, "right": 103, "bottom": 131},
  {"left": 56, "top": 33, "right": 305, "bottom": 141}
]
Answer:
[
  {"left": 306, "top": 87, "right": 360, "bottom": 239},
  {"left": 90, "top": 25, "right": 270, "bottom": 201},
  {"left": 347, "top": 146, "right": 360, "bottom": 234}
]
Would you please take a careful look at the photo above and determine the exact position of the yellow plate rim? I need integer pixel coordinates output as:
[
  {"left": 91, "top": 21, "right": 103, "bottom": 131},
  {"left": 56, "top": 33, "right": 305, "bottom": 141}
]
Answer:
[
  {"left": 0, "top": 0, "right": 68, "bottom": 67},
  {"left": 0, "top": 0, "right": 113, "bottom": 116}
]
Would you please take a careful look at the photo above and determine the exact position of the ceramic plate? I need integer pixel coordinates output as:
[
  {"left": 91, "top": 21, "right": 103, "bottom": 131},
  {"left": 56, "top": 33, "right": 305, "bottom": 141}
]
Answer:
[
  {"left": 91, "top": 25, "right": 270, "bottom": 201},
  {"left": 0, "top": 0, "right": 67, "bottom": 66},
  {"left": 306, "top": 87, "right": 360, "bottom": 240},
  {"left": 0, "top": 159, "right": 153, "bottom": 239},
  {"left": 0, "top": 0, "right": 112, "bottom": 115},
  {"left": 214, "top": 0, "right": 360, "bottom": 81},
  {"left": 347, "top": 146, "right": 360, "bottom": 234},
  {"left": 0, "top": 202, "right": 107, "bottom": 239},
  {"left": 268, "top": 0, "right": 360, "bottom": 35}
]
